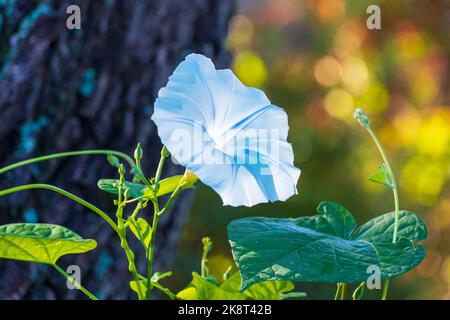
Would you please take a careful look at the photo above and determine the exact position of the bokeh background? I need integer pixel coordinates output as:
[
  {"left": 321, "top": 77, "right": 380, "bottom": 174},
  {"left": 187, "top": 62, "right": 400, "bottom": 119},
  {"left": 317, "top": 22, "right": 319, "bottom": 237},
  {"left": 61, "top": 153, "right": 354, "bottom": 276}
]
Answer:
[{"left": 170, "top": 0, "right": 450, "bottom": 300}]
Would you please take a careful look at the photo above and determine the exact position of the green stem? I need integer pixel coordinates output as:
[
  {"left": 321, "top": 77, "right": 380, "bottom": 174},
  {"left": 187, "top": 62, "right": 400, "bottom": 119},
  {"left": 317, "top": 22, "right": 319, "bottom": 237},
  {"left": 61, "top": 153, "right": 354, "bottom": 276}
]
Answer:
[
  {"left": 157, "top": 184, "right": 183, "bottom": 217},
  {"left": 145, "top": 148, "right": 168, "bottom": 299},
  {"left": 0, "top": 150, "right": 136, "bottom": 175},
  {"left": 146, "top": 182, "right": 183, "bottom": 295},
  {"left": 280, "top": 292, "right": 307, "bottom": 299},
  {"left": 146, "top": 200, "right": 159, "bottom": 299},
  {"left": 366, "top": 127, "right": 400, "bottom": 301},
  {"left": 201, "top": 249, "right": 209, "bottom": 278},
  {"left": 118, "top": 226, "right": 144, "bottom": 300},
  {"left": 52, "top": 264, "right": 98, "bottom": 300},
  {"left": 381, "top": 279, "right": 390, "bottom": 300},
  {"left": 367, "top": 127, "right": 399, "bottom": 241},
  {"left": 153, "top": 156, "right": 166, "bottom": 190},
  {"left": 334, "top": 283, "right": 341, "bottom": 300},
  {"left": 137, "top": 274, "right": 177, "bottom": 300},
  {"left": 352, "top": 281, "right": 366, "bottom": 300},
  {"left": 0, "top": 184, "right": 119, "bottom": 234},
  {"left": 145, "top": 147, "right": 182, "bottom": 300},
  {"left": 124, "top": 203, "right": 143, "bottom": 227},
  {"left": 340, "top": 283, "right": 347, "bottom": 300},
  {"left": 201, "top": 238, "right": 212, "bottom": 278},
  {"left": 116, "top": 182, "right": 144, "bottom": 300},
  {"left": 152, "top": 280, "right": 177, "bottom": 300},
  {"left": 123, "top": 195, "right": 146, "bottom": 205}
]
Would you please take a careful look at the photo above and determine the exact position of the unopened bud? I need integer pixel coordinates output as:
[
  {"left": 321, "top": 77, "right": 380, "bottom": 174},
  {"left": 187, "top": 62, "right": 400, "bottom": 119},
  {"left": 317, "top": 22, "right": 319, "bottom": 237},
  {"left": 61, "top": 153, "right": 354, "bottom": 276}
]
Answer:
[
  {"left": 202, "top": 237, "right": 212, "bottom": 253},
  {"left": 180, "top": 170, "right": 198, "bottom": 187},
  {"left": 354, "top": 108, "right": 370, "bottom": 128},
  {"left": 134, "top": 143, "right": 143, "bottom": 161},
  {"left": 118, "top": 163, "right": 126, "bottom": 176},
  {"left": 161, "top": 145, "right": 170, "bottom": 158}
]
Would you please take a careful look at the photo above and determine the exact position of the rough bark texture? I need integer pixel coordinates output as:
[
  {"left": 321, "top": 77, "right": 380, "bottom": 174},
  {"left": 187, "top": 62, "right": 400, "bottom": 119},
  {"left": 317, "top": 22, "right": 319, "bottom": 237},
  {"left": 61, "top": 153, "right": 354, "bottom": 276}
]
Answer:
[{"left": 0, "top": 0, "right": 234, "bottom": 299}]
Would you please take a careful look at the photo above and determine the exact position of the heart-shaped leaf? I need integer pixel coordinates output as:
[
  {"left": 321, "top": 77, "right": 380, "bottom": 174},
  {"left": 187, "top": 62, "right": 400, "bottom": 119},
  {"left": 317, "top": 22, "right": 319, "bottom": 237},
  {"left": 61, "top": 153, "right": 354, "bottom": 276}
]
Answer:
[
  {"left": 220, "top": 272, "right": 305, "bottom": 300},
  {"left": 228, "top": 202, "right": 427, "bottom": 291},
  {"left": 98, "top": 174, "right": 196, "bottom": 199},
  {"left": 368, "top": 164, "right": 394, "bottom": 188},
  {"left": 351, "top": 210, "right": 427, "bottom": 243},
  {"left": 0, "top": 223, "right": 97, "bottom": 265},
  {"left": 177, "top": 272, "right": 245, "bottom": 300},
  {"left": 295, "top": 202, "right": 356, "bottom": 239},
  {"left": 128, "top": 217, "right": 151, "bottom": 250},
  {"left": 177, "top": 272, "right": 305, "bottom": 300}
]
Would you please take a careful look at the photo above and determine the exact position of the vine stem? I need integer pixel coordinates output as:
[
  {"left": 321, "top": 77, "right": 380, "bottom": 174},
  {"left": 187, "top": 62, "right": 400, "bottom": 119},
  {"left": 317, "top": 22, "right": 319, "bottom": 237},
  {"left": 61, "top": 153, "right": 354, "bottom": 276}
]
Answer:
[
  {"left": 52, "top": 264, "right": 98, "bottom": 300},
  {"left": 145, "top": 146, "right": 168, "bottom": 300},
  {"left": 340, "top": 283, "right": 347, "bottom": 300},
  {"left": 382, "top": 279, "right": 390, "bottom": 300},
  {"left": 366, "top": 126, "right": 399, "bottom": 300},
  {"left": 352, "top": 281, "right": 366, "bottom": 300},
  {"left": 146, "top": 199, "right": 160, "bottom": 299},
  {"left": 146, "top": 182, "right": 183, "bottom": 299},
  {"left": 116, "top": 173, "right": 145, "bottom": 300},
  {"left": 0, "top": 150, "right": 136, "bottom": 175},
  {"left": 334, "top": 283, "right": 341, "bottom": 300},
  {"left": 0, "top": 184, "right": 119, "bottom": 234},
  {"left": 145, "top": 148, "right": 182, "bottom": 300}
]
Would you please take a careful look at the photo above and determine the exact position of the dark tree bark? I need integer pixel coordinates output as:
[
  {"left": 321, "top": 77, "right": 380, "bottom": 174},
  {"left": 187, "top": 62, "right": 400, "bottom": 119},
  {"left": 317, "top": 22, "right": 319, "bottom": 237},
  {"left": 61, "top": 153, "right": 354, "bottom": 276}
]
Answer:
[{"left": 0, "top": 0, "right": 234, "bottom": 299}]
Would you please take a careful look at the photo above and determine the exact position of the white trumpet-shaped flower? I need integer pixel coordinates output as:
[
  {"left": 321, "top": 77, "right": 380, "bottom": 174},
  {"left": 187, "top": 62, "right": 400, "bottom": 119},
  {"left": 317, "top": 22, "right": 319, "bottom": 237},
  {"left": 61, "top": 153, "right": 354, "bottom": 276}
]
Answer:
[{"left": 151, "top": 54, "right": 300, "bottom": 207}]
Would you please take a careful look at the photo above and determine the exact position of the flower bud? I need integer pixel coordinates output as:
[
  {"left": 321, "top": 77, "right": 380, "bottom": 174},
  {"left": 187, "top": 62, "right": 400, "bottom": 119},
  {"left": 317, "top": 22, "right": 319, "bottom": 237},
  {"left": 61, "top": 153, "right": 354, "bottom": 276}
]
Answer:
[
  {"left": 161, "top": 145, "right": 170, "bottom": 158},
  {"left": 134, "top": 143, "right": 143, "bottom": 162},
  {"left": 180, "top": 170, "right": 198, "bottom": 187},
  {"left": 118, "top": 163, "right": 126, "bottom": 176},
  {"left": 354, "top": 108, "right": 370, "bottom": 128}
]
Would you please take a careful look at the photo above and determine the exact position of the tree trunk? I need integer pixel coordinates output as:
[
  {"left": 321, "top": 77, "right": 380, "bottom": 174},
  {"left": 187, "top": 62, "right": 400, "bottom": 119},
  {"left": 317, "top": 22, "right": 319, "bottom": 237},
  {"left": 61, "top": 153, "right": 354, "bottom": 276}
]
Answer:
[{"left": 0, "top": 0, "right": 234, "bottom": 299}]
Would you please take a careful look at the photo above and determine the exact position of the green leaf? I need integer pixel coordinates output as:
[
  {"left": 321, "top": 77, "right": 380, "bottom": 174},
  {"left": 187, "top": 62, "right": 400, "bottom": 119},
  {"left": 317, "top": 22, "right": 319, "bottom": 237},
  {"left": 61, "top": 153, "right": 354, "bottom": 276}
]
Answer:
[
  {"left": 228, "top": 207, "right": 427, "bottom": 291},
  {"left": 220, "top": 272, "right": 305, "bottom": 300},
  {"left": 128, "top": 217, "right": 151, "bottom": 249},
  {"left": 130, "top": 271, "right": 176, "bottom": 299},
  {"left": 0, "top": 223, "right": 97, "bottom": 264},
  {"left": 97, "top": 174, "right": 196, "bottom": 199},
  {"left": 151, "top": 271, "right": 173, "bottom": 282},
  {"left": 295, "top": 201, "right": 356, "bottom": 239},
  {"left": 145, "top": 175, "right": 197, "bottom": 197},
  {"left": 177, "top": 272, "right": 244, "bottom": 300},
  {"left": 97, "top": 179, "right": 146, "bottom": 198},
  {"left": 368, "top": 164, "right": 393, "bottom": 188},
  {"left": 177, "top": 272, "right": 305, "bottom": 300},
  {"left": 129, "top": 280, "right": 148, "bottom": 298},
  {"left": 106, "top": 154, "right": 120, "bottom": 168},
  {"left": 351, "top": 210, "right": 427, "bottom": 243}
]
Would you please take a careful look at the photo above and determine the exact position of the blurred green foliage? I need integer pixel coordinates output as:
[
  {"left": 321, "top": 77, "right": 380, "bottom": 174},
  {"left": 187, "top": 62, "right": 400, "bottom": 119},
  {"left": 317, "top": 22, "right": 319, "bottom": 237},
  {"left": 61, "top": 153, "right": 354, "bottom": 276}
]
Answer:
[{"left": 171, "top": 0, "right": 450, "bottom": 299}]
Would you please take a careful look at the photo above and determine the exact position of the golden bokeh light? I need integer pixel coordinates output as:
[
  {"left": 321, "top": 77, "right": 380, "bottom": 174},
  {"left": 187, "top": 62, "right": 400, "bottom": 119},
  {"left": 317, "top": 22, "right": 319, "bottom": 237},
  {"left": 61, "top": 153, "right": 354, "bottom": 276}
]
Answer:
[
  {"left": 341, "top": 58, "right": 369, "bottom": 95},
  {"left": 227, "top": 15, "right": 254, "bottom": 49},
  {"left": 313, "top": 56, "right": 342, "bottom": 87},
  {"left": 324, "top": 89, "right": 354, "bottom": 120},
  {"left": 233, "top": 51, "right": 268, "bottom": 87},
  {"left": 401, "top": 157, "right": 448, "bottom": 205},
  {"left": 310, "top": 0, "right": 346, "bottom": 22},
  {"left": 416, "top": 110, "right": 450, "bottom": 157}
]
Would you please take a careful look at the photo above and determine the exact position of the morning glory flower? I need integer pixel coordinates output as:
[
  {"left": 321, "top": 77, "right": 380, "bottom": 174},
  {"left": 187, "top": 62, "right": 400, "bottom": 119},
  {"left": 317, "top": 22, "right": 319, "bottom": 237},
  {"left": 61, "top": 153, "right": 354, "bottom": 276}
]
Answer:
[{"left": 151, "top": 53, "right": 300, "bottom": 207}]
